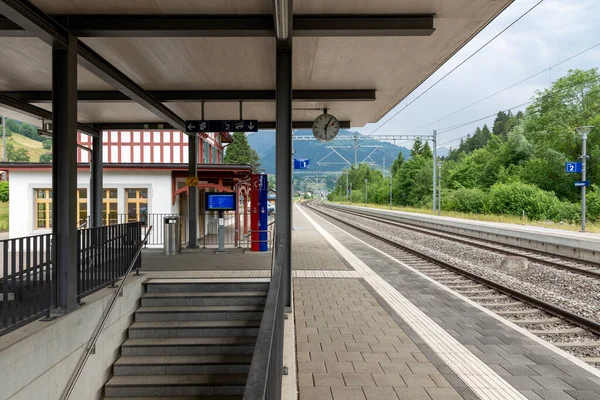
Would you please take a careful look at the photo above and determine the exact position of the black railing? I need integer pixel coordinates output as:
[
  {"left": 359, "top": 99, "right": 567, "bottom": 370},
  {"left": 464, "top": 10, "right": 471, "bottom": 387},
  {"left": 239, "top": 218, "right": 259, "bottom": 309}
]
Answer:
[
  {"left": 77, "top": 222, "right": 141, "bottom": 299},
  {"left": 243, "top": 231, "right": 284, "bottom": 400},
  {"left": 62, "top": 226, "right": 153, "bottom": 400},
  {"left": 0, "top": 222, "right": 144, "bottom": 336},
  {"left": 0, "top": 234, "right": 54, "bottom": 335}
]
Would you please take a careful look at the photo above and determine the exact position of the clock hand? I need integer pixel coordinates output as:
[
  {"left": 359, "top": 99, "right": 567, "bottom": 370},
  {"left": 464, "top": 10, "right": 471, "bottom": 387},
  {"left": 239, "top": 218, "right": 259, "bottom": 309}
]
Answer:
[{"left": 325, "top": 117, "right": 332, "bottom": 136}]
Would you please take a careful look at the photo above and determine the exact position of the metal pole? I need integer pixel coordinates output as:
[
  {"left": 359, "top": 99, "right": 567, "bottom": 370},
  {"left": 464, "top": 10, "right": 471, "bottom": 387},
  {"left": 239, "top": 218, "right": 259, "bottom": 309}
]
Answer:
[
  {"left": 354, "top": 135, "right": 358, "bottom": 166},
  {"left": 276, "top": 46, "right": 293, "bottom": 309},
  {"left": 91, "top": 134, "right": 103, "bottom": 227},
  {"left": 187, "top": 133, "right": 198, "bottom": 248},
  {"left": 389, "top": 175, "right": 392, "bottom": 210},
  {"left": 53, "top": 33, "right": 79, "bottom": 311},
  {"left": 345, "top": 171, "right": 348, "bottom": 203},
  {"left": 432, "top": 130, "right": 437, "bottom": 213},
  {"left": 438, "top": 160, "right": 442, "bottom": 216},
  {"left": 2, "top": 116, "right": 6, "bottom": 161},
  {"left": 581, "top": 132, "right": 588, "bottom": 232},
  {"left": 350, "top": 183, "right": 353, "bottom": 204}
]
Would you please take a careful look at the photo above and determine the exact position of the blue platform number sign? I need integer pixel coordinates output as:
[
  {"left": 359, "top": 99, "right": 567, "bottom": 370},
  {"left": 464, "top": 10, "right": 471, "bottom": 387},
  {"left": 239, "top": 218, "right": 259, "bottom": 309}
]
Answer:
[
  {"left": 565, "top": 162, "right": 582, "bottom": 173},
  {"left": 258, "top": 174, "right": 268, "bottom": 251},
  {"left": 294, "top": 159, "right": 310, "bottom": 170}
]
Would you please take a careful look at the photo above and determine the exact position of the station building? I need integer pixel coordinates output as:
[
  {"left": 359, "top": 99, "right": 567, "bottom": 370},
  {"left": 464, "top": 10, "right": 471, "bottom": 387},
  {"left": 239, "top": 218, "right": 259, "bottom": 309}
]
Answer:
[{"left": 0, "top": 130, "right": 256, "bottom": 246}]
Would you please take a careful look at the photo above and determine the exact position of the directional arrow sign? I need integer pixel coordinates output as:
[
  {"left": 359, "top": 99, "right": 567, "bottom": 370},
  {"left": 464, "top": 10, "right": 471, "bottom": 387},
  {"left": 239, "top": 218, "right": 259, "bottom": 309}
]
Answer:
[
  {"left": 185, "top": 120, "right": 259, "bottom": 133},
  {"left": 186, "top": 121, "right": 198, "bottom": 133}
]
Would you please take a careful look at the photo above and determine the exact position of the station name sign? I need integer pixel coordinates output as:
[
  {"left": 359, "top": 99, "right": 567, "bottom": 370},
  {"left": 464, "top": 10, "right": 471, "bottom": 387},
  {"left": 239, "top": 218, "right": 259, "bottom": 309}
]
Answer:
[{"left": 185, "top": 120, "right": 258, "bottom": 133}]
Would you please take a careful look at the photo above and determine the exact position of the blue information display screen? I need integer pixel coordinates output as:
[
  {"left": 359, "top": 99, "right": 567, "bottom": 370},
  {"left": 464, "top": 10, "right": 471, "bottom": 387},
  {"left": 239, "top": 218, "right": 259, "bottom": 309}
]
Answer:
[{"left": 205, "top": 192, "right": 236, "bottom": 211}]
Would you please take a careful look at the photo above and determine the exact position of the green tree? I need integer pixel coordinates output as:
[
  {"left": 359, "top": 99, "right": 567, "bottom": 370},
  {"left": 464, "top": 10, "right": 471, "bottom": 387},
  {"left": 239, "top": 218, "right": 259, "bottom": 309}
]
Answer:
[
  {"left": 390, "top": 152, "right": 404, "bottom": 175},
  {"left": 421, "top": 141, "right": 433, "bottom": 159},
  {"left": 39, "top": 153, "right": 52, "bottom": 163},
  {"left": 6, "top": 143, "right": 30, "bottom": 162},
  {"left": 0, "top": 181, "right": 8, "bottom": 203},
  {"left": 223, "top": 132, "right": 261, "bottom": 169},
  {"left": 410, "top": 138, "right": 423, "bottom": 158},
  {"left": 42, "top": 139, "right": 52, "bottom": 150}
]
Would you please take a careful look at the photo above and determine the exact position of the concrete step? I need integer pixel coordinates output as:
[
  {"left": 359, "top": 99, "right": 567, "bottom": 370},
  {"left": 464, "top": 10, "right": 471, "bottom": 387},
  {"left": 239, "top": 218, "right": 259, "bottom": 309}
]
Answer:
[
  {"left": 141, "top": 292, "right": 268, "bottom": 307},
  {"left": 128, "top": 320, "right": 261, "bottom": 338},
  {"left": 104, "top": 374, "right": 248, "bottom": 397},
  {"left": 121, "top": 337, "right": 257, "bottom": 356},
  {"left": 106, "top": 397, "right": 242, "bottom": 400},
  {"left": 135, "top": 306, "right": 264, "bottom": 322},
  {"left": 114, "top": 355, "right": 253, "bottom": 376},
  {"left": 145, "top": 279, "right": 270, "bottom": 293}
]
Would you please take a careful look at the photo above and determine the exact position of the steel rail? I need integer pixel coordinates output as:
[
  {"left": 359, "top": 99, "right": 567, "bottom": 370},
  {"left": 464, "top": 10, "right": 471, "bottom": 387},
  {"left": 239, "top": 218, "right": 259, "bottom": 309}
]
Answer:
[
  {"left": 306, "top": 202, "right": 600, "bottom": 337},
  {"left": 325, "top": 204, "right": 600, "bottom": 279}
]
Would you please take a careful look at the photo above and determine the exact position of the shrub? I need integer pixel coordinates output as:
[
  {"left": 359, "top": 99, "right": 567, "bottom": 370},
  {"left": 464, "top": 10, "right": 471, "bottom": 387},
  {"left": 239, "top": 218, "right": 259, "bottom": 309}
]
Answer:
[
  {"left": 549, "top": 201, "right": 580, "bottom": 223},
  {"left": 587, "top": 185, "right": 600, "bottom": 222},
  {"left": 485, "top": 182, "right": 560, "bottom": 221},
  {"left": 0, "top": 181, "right": 8, "bottom": 203},
  {"left": 444, "top": 187, "right": 487, "bottom": 213}
]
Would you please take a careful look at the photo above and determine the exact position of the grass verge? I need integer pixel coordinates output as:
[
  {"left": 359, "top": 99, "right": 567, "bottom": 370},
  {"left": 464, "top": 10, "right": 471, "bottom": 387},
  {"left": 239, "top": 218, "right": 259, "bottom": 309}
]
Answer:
[{"left": 332, "top": 202, "right": 600, "bottom": 234}]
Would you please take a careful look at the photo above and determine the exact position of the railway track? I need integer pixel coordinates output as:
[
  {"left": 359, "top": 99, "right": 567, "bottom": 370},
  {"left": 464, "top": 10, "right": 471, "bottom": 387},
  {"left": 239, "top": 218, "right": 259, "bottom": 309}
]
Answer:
[
  {"left": 323, "top": 203, "right": 600, "bottom": 280},
  {"left": 305, "top": 201, "right": 600, "bottom": 367}
]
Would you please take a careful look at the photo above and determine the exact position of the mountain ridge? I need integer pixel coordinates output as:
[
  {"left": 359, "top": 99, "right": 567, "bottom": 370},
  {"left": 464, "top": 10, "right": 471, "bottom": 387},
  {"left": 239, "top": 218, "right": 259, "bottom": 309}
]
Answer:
[{"left": 247, "top": 129, "right": 413, "bottom": 174}]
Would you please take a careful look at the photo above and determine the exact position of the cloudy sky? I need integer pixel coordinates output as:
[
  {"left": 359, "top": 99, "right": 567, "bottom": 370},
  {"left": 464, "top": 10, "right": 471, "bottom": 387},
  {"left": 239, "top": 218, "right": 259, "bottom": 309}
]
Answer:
[{"left": 355, "top": 0, "right": 600, "bottom": 150}]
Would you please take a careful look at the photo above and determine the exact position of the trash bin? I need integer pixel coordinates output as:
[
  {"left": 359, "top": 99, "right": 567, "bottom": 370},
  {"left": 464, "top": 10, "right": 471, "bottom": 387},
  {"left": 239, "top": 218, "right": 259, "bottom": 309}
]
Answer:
[{"left": 163, "top": 216, "right": 181, "bottom": 255}]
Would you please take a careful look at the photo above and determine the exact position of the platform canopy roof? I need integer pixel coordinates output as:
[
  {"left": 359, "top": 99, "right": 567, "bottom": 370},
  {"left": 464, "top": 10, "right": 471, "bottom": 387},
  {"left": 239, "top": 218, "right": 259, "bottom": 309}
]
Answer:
[{"left": 0, "top": 0, "right": 512, "bottom": 131}]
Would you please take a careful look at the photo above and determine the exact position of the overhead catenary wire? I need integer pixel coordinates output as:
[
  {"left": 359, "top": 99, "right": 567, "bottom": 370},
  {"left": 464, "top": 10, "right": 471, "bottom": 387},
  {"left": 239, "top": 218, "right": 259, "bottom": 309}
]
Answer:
[
  {"left": 437, "top": 84, "right": 600, "bottom": 147},
  {"left": 365, "top": 0, "right": 545, "bottom": 137},
  {"left": 405, "top": 41, "right": 600, "bottom": 136}
]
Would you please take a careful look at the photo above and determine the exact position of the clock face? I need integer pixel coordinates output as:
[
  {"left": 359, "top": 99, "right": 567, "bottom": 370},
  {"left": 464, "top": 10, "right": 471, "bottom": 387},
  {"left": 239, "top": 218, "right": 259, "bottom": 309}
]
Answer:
[{"left": 312, "top": 113, "right": 340, "bottom": 142}]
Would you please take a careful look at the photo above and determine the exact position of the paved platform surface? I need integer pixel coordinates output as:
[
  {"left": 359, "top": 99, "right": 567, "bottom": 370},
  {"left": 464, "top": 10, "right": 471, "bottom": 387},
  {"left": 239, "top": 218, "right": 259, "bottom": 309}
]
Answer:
[
  {"left": 293, "top": 209, "right": 349, "bottom": 270},
  {"left": 293, "top": 204, "right": 600, "bottom": 400},
  {"left": 142, "top": 248, "right": 271, "bottom": 271}
]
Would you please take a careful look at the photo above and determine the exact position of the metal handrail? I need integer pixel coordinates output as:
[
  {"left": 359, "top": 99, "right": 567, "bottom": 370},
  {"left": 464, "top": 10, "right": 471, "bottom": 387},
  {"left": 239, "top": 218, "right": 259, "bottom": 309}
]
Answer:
[
  {"left": 60, "top": 226, "right": 153, "bottom": 400},
  {"left": 243, "top": 224, "right": 283, "bottom": 399}
]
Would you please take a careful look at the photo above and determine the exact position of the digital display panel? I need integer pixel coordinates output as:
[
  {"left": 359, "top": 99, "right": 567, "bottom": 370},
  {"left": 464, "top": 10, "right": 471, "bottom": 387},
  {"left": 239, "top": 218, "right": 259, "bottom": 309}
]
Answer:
[{"left": 205, "top": 192, "right": 236, "bottom": 211}]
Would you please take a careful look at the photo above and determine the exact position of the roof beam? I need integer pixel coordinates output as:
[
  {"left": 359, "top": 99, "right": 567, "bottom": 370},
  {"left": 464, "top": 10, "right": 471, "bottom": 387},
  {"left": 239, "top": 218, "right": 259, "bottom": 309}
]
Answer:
[
  {"left": 0, "top": 0, "right": 186, "bottom": 131},
  {"left": 0, "top": 14, "right": 435, "bottom": 38},
  {"left": 91, "top": 121, "right": 351, "bottom": 130},
  {"left": 0, "top": 93, "right": 100, "bottom": 137},
  {"left": 1, "top": 90, "right": 376, "bottom": 103}
]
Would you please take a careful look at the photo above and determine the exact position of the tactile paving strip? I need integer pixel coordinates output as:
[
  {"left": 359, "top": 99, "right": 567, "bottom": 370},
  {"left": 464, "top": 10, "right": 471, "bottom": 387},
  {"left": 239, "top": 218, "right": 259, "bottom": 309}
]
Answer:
[{"left": 298, "top": 204, "right": 527, "bottom": 400}]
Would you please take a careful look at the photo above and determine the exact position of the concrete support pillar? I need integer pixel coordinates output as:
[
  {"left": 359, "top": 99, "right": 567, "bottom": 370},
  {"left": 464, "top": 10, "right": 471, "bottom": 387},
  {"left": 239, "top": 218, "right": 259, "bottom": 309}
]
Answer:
[
  {"left": 52, "top": 33, "right": 79, "bottom": 311},
  {"left": 188, "top": 134, "right": 198, "bottom": 248},
  {"left": 91, "top": 134, "right": 103, "bottom": 227},
  {"left": 276, "top": 47, "right": 293, "bottom": 308}
]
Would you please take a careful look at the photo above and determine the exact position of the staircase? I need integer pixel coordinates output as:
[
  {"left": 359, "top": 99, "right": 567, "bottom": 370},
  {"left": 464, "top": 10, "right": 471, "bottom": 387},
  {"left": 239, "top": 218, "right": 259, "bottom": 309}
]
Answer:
[{"left": 104, "top": 278, "right": 269, "bottom": 399}]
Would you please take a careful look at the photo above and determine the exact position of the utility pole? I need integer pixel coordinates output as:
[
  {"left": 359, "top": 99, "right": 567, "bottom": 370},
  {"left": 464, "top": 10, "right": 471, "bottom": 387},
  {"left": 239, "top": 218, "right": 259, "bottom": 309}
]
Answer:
[
  {"left": 350, "top": 183, "right": 353, "bottom": 204},
  {"left": 2, "top": 116, "right": 6, "bottom": 162},
  {"left": 432, "top": 130, "right": 437, "bottom": 213},
  {"left": 438, "top": 160, "right": 442, "bottom": 216},
  {"left": 353, "top": 134, "right": 358, "bottom": 166},
  {"left": 389, "top": 174, "right": 393, "bottom": 210},
  {"left": 364, "top": 178, "right": 368, "bottom": 205},
  {"left": 576, "top": 126, "right": 593, "bottom": 231},
  {"left": 345, "top": 170, "right": 349, "bottom": 203}
]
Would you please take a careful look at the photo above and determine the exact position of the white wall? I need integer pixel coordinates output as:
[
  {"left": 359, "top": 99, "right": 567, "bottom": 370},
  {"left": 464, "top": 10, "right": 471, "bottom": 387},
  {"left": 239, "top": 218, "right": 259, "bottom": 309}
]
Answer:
[
  {"left": 0, "top": 274, "right": 145, "bottom": 400},
  {"left": 8, "top": 169, "right": 175, "bottom": 239}
]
